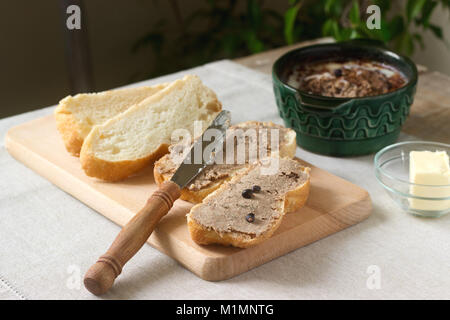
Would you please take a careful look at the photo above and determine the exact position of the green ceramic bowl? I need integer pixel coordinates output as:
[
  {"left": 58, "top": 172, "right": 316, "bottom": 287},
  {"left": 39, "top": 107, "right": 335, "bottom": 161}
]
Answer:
[{"left": 272, "top": 40, "right": 418, "bottom": 156}]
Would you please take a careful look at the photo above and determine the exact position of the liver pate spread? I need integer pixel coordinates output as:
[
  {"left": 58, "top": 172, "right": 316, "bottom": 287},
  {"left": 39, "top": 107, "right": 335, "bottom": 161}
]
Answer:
[
  {"left": 287, "top": 60, "right": 406, "bottom": 98},
  {"left": 156, "top": 122, "right": 291, "bottom": 191},
  {"left": 190, "top": 158, "right": 308, "bottom": 236}
]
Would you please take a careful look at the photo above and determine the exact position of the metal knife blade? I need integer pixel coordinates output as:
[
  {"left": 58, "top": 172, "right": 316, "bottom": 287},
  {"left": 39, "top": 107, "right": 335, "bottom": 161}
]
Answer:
[{"left": 170, "top": 110, "right": 231, "bottom": 189}]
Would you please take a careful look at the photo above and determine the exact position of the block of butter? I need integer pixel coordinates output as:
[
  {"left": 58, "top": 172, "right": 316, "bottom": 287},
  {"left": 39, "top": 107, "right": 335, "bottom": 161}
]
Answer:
[{"left": 409, "top": 150, "right": 450, "bottom": 211}]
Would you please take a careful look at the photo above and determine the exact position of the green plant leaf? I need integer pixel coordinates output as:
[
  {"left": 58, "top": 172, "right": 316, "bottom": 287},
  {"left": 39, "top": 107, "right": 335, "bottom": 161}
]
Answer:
[
  {"left": 396, "top": 31, "right": 414, "bottom": 56},
  {"left": 349, "top": 0, "right": 360, "bottom": 25},
  {"left": 429, "top": 24, "right": 443, "bottom": 39},
  {"left": 413, "top": 33, "right": 425, "bottom": 49},
  {"left": 322, "top": 18, "right": 341, "bottom": 40},
  {"left": 324, "top": 0, "right": 335, "bottom": 15},
  {"left": 322, "top": 18, "right": 334, "bottom": 37},
  {"left": 387, "top": 15, "right": 405, "bottom": 40},
  {"left": 406, "top": 0, "right": 427, "bottom": 23},
  {"left": 340, "top": 28, "right": 355, "bottom": 40},
  {"left": 373, "top": 0, "right": 391, "bottom": 12},
  {"left": 324, "top": 0, "right": 343, "bottom": 17},
  {"left": 244, "top": 30, "right": 264, "bottom": 53},
  {"left": 284, "top": 4, "right": 301, "bottom": 44},
  {"left": 417, "top": 0, "right": 437, "bottom": 27},
  {"left": 221, "top": 34, "right": 238, "bottom": 55},
  {"left": 247, "top": 0, "right": 262, "bottom": 30},
  {"left": 376, "top": 19, "right": 391, "bottom": 42}
]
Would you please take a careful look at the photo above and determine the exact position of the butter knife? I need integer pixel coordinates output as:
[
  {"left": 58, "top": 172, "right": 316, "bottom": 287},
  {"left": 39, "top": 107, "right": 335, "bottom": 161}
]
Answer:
[{"left": 84, "top": 110, "right": 231, "bottom": 295}]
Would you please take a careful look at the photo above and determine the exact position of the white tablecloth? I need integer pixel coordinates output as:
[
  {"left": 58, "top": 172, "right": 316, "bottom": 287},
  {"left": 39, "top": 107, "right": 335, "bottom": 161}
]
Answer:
[{"left": 1, "top": 60, "right": 449, "bottom": 300}]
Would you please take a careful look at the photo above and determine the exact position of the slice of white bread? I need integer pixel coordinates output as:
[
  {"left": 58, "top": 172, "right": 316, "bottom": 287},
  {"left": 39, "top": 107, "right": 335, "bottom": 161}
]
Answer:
[
  {"left": 154, "top": 121, "right": 297, "bottom": 203},
  {"left": 55, "top": 84, "right": 168, "bottom": 156},
  {"left": 187, "top": 158, "right": 310, "bottom": 248},
  {"left": 80, "top": 75, "right": 222, "bottom": 181}
]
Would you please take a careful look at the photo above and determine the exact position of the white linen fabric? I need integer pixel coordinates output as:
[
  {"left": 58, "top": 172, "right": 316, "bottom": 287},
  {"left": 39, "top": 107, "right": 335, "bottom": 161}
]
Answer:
[{"left": 0, "top": 60, "right": 448, "bottom": 300}]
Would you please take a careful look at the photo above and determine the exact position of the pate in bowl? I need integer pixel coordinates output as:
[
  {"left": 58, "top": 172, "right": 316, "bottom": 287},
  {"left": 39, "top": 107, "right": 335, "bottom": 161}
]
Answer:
[{"left": 272, "top": 40, "right": 418, "bottom": 157}]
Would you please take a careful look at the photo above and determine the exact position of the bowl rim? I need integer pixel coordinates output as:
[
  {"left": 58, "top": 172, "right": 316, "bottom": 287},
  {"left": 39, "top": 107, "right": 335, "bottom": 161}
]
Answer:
[
  {"left": 375, "top": 169, "right": 450, "bottom": 201},
  {"left": 374, "top": 141, "right": 450, "bottom": 192},
  {"left": 272, "top": 41, "right": 418, "bottom": 102}
]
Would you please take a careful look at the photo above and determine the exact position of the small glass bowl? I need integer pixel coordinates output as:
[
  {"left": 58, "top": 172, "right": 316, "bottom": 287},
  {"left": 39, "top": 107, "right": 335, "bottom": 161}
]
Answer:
[{"left": 374, "top": 141, "right": 450, "bottom": 218}]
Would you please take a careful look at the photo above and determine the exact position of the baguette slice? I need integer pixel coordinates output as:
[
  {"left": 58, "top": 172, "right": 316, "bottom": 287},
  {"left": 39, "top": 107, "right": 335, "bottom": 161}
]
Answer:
[
  {"left": 55, "top": 84, "right": 168, "bottom": 156},
  {"left": 187, "top": 158, "right": 310, "bottom": 248},
  {"left": 80, "top": 75, "right": 221, "bottom": 181},
  {"left": 154, "top": 121, "right": 297, "bottom": 203}
]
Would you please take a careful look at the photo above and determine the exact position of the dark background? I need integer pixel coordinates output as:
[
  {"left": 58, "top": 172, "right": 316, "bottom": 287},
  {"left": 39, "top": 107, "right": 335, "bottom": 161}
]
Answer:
[{"left": 0, "top": 0, "right": 449, "bottom": 119}]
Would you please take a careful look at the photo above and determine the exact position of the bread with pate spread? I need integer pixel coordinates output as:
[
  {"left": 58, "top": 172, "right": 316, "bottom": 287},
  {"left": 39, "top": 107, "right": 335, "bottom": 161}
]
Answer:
[
  {"left": 55, "top": 83, "right": 168, "bottom": 156},
  {"left": 187, "top": 157, "right": 310, "bottom": 248},
  {"left": 154, "top": 121, "right": 297, "bottom": 203},
  {"left": 80, "top": 75, "right": 222, "bottom": 181}
]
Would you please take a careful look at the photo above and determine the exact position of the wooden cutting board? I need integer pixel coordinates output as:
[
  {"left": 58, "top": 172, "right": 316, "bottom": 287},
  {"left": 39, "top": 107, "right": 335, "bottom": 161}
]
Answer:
[{"left": 5, "top": 115, "right": 372, "bottom": 281}]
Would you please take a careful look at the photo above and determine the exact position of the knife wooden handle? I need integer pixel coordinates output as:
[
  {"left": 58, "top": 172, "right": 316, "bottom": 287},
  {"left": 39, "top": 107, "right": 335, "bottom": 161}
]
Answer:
[{"left": 84, "top": 180, "right": 181, "bottom": 295}]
